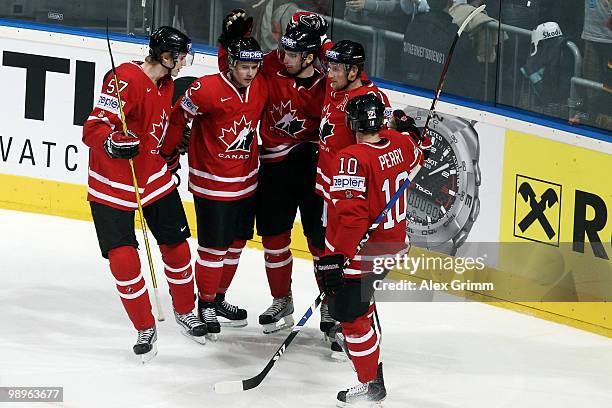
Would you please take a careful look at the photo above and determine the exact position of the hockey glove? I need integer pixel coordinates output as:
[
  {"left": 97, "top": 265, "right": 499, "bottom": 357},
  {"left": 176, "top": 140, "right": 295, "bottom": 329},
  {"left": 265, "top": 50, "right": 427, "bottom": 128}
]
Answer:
[
  {"left": 392, "top": 109, "right": 421, "bottom": 140},
  {"left": 317, "top": 253, "right": 346, "bottom": 296},
  {"left": 162, "top": 149, "right": 180, "bottom": 174},
  {"left": 392, "top": 109, "right": 432, "bottom": 159},
  {"left": 218, "top": 9, "right": 253, "bottom": 48},
  {"left": 104, "top": 130, "right": 140, "bottom": 159},
  {"left": 290, "top": 11, "right": 329, "bottom": 38},
  {"left": 178, "top": 124, "right": 191, "bottom": 154}
]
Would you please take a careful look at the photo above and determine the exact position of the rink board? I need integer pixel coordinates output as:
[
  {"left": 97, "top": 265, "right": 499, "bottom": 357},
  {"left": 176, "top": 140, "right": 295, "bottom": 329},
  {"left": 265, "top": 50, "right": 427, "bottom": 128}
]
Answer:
[{"left": 0, "top": 24, "right": 610, "bottom": 337}]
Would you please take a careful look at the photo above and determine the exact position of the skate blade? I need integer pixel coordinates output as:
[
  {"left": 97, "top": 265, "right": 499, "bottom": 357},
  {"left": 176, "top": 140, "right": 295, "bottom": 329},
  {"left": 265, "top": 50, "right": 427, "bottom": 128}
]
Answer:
[
  {"left": 218, "top": 317, "right": 248, "bottom": 328},
  {"left": 138, "top": 343, "right": 158, "bottom": 364},
  {"left": 330, "top": 350, "right": 350, "bottom": 362},
  {"left": 262, "top": 315, "right": 295, "bottom": 334},
  {"left": 206, "top": 333, "right": 219, "bottom": 342},
  {"left": 336, "top": 399, "right": 384, "bottom": 408},
  {"left": 180, "top": 330, "right": 207, "bottom": 345}
]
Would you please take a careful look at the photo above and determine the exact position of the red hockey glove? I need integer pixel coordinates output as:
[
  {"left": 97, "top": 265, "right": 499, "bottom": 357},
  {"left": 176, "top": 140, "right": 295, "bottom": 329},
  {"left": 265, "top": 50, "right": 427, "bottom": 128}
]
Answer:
[
  {"left": 289, "top": 11, "right": 329, "bottom": 38},
  {"left": 317, "top": 253, "right": 346, "bottom": 296},
  {"left": 218, "top": 8, "right": 253, "bottom": 48},
  {"left": 104, "top": 130, "right": 140, "bottom": 159}
]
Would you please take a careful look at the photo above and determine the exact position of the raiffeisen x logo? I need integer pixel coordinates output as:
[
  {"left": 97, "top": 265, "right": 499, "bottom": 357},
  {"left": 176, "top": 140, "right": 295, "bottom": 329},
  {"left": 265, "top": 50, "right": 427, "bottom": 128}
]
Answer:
[{"left": 514, "top": 175, "right": 562, "bottom": 246}]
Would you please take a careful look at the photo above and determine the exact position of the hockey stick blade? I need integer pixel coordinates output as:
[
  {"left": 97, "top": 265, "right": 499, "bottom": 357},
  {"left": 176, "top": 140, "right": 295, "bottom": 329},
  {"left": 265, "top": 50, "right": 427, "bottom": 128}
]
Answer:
[
  {"left": 214, "top": 380, "right": 244, "bottom": 394},
  {"left": 213, "top": 294, "right": 324, "bottom": 393}
]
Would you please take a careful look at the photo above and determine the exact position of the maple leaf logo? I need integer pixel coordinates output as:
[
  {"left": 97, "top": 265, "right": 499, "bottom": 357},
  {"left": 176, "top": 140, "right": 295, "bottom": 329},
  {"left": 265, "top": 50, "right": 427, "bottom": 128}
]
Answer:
[
  {"left": 319, "top": 104, "right": 334, "bottom": 144},
  {"left": 150, "top": 108, "right": 169, "bottom": 149},
  {"left": 220, "top": 115, "right": 255, "bottom": 152},
  {"left": 270, "top": 100, "right": 306, "bottom": 138}
]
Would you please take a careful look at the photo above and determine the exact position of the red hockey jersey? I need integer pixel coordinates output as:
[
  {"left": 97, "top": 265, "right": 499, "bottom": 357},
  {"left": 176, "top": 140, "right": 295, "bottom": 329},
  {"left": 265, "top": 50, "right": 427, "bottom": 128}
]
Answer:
[
  {"left": 165, "top": 72, "right": 268, "bottom": 201},
  {"left": 325, "top": 129, "right": 425, "bottom": 278},
  {"left": 316, "top": 81, "right": 391, "bottom": 202},
  {"left": 83, "top": 61, "right": 175, "bottom": 211},
  {"left": 218, "top": 47, "right": 326, "bottom": 163}
]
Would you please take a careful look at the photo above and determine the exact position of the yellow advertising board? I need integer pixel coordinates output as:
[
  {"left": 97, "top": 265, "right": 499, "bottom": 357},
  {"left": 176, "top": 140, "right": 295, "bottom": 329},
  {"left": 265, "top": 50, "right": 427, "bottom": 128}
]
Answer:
[{"left": 499, "top": 130, "right": 611, "bottom": 331}]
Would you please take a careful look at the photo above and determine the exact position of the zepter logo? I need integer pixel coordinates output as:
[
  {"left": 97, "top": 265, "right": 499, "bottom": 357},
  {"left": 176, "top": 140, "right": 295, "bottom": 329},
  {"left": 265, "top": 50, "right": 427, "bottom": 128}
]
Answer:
[{"left": 402, "top": 108, "right": 481, "bottom": 256}]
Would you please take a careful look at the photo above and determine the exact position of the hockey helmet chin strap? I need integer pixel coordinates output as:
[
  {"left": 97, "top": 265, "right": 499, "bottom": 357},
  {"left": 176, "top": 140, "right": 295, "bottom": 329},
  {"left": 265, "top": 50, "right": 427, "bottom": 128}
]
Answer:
[
  {"left": 291, "top": 52, "right": 315, "bottom": 78},
  {"left": 335, "top": 64, "right": 360, "bottom": 92}
]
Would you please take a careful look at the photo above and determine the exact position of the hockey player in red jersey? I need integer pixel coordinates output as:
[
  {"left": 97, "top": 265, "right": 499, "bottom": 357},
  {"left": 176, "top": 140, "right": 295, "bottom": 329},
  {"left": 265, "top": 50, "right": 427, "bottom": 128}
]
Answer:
[
  {"left": 215, "top": 9, "right": 340, "bottom": 341},
  {"left": 317, "top": 40, "right": 392, "bottom": 227},
  {"left": 317, "top": 94, "right": 428, "bottom": 406},
  {"left": 82, "top": 26, "right": 206, "bottom": 362},
  {"left": 162, "top": 37, "right": 268, "bottom": 338}
]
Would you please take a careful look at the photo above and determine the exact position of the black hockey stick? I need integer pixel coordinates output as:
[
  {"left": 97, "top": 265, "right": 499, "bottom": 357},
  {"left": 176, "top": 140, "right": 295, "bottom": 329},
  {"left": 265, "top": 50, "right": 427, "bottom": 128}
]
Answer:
[{"left": 213, "top": 5, "right": 485, "bottom": 394}]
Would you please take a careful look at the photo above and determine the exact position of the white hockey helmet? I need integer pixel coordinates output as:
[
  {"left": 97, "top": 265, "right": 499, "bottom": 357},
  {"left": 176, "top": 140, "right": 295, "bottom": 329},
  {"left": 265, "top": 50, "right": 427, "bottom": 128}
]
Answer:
[{"left": 530, "top": 22, "right": 563, "bottom": 56}]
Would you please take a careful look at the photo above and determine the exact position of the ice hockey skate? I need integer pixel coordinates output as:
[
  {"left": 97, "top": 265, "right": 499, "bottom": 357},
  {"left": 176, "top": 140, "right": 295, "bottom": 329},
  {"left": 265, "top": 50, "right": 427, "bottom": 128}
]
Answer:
[
  {"left": 320, "top": 301, "right": 336, "bottom": 338},
  {"left": 133, "top": 326, "right": 157, "bottom": 364},
  {"left": 325, "top": 323, "right": 350, "bottom": 362},
  {"left": 215, "top": 293, "right": 248, "bottom": 328},
  {"left": 258, "top": 295, "right": 294, "bottom": 334},
  {"left": 174, "top": 310, "right": 207, "bottom": 344},
  {"left": 198, "top": 300, "right": 221, "bottom": 341},
  {"left": 336, "top": 363, "right": 386, "bottom": 407}
]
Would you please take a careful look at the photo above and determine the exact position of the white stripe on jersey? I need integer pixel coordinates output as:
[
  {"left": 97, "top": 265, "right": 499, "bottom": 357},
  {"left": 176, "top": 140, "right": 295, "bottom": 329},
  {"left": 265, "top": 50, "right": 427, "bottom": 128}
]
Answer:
[
  {"left": 188, "top": 180, "right": 258, "bottom": 199},
  {"left": 189, "top": 167, "right": 258, "bottom": 183}
]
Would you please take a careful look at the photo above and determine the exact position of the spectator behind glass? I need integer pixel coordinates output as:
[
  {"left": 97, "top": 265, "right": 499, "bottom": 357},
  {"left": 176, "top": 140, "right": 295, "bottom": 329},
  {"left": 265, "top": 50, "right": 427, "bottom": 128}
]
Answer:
[
  {"left": 248, "top": 0, "right": 300, "bottom": 52},
  {"left": 344, "top": 0, "right": 404, "bottom": 32},
  {"left": 248, "top": 1, "right": 331, "bottom": 52},
  {"left": 400, "top": 0, "right": 483, "bottom": 99},
  {"left": 577, "top": 0, "right": 612, "bottom": 129},
  {"left": 538, "top": 0, "right": 584, "bottom": 43},
  {"left": 520, "top": 22, "right": 576, "bottom": 119}
]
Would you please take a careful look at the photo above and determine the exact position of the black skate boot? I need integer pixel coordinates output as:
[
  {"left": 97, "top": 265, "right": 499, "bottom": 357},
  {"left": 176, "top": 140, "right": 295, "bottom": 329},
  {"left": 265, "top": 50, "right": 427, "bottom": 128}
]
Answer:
[
  {"left": 133, "top": 326, "right": 157, "bottom": 364},
  {"left": 336, "top": 363, "right": 386, "bottom": 407},
  {"left": 328, "top": 323, "right": 350, "bottom": 362},
  {"left": 320, "top": 301, "right": 336, "bottom": 336},
  {"left": 258, "top": 295, "right": 294, "bottom": 334},
  {"left": 174, "top": 310, "right": 207, "bottom": 344},
  {"left": 214, "top": 293, "right": 248, "bottom": 327},
  {"left": 198, "top": 299, "right": 221, "bottom": 341}
]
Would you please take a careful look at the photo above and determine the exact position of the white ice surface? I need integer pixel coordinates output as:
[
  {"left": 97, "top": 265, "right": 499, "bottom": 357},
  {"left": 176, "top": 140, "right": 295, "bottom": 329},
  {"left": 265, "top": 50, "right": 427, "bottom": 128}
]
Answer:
[{"left": 0, "top": 209, "right": 610, "bottom": 408}]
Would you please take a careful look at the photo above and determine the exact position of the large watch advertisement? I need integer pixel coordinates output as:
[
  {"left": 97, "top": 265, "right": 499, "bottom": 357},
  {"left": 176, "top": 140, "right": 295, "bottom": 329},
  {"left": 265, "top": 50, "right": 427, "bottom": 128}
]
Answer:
[{"left": 402, "top": 108, "right": 482, "bottom": 256}]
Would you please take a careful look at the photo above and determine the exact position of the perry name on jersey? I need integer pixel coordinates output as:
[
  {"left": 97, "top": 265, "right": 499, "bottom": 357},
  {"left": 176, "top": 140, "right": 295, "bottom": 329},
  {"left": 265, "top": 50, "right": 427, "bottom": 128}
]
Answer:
[{"left": 325, "top": 129, "right": 424, "bottom": 277}]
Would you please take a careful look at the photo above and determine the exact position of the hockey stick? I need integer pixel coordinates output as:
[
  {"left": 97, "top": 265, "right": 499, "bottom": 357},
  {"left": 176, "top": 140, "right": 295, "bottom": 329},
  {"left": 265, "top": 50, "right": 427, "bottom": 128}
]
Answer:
[
  {"left": 213, "top": 5, "right": 485, "bottom": 394},
  {"left": 105, "top": 21, "right": 165, "bottom": 322}
]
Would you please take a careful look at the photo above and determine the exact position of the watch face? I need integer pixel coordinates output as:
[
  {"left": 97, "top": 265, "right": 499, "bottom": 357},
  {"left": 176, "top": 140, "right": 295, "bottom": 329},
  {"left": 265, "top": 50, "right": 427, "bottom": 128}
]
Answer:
[
  {"left": 403, "top": 109, "right": 480, "bottom": 246},
  {"left": 407, "top": 128, "right": 460, "bottom": 225}
]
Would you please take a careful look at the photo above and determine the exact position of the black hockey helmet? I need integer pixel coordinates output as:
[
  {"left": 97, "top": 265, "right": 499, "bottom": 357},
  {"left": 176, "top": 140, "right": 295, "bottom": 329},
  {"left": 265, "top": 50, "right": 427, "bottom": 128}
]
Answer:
[
  {"left": 325, "top": 40, "right": 366, "bottom": 69},
  {"left": 227, "top": 37, "right": 264, "bottom": 67},
  {"left": 281, "top": 25, "right": 320, "bottom": 57},
  {"left": 345, "top": 94, "right": 385, "bottom": 133},
  {"left": 149, "top": 26, "right": 194, "bottom": 66}
]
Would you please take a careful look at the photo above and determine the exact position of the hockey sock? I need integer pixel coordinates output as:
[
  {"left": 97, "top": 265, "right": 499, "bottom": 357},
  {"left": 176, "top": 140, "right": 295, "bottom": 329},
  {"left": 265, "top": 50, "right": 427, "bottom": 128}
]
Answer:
[
  {"left": 108, "top": 246, "right": 154, "bottom": 331},
  {"left": 159, "top": 241, "right": 194, "bottom": 314},
  {"left": 263, "top": 232, "right": 293, "bottom": 299},
  {"left": 341, "top": 304, "right": 379, "bottom": 383},
  {"left": 218, "top": 239, "right": 246, "bottom": 294},
  {"left": 195, "top": 246, "right": 227, "bottom": 302}
]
